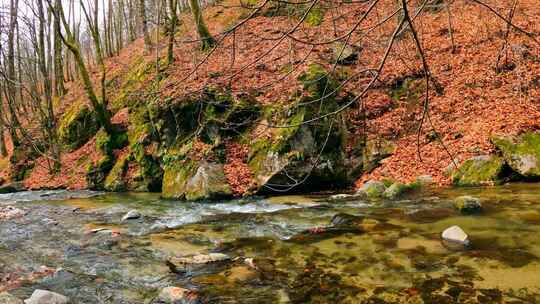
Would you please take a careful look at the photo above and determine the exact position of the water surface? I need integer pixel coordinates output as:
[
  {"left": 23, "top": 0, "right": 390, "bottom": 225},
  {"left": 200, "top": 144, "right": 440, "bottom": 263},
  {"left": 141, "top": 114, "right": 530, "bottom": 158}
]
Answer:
[{"left": 1, "top": 184, "right": 539, "bottom": 303}]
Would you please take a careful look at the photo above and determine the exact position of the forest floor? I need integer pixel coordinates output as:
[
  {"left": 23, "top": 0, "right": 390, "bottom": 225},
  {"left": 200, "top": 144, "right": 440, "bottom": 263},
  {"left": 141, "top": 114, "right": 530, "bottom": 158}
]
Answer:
[{"left": 2, "top": 0, "right": 540, "bottom": 190}]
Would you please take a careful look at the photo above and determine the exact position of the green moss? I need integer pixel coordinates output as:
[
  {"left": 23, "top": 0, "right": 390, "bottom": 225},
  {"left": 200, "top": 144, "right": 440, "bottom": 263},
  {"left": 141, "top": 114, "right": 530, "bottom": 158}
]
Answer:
[
  {"left": 87, "top": 155, "right": 114, "bottom": 189},
  {"left": 305, "top": 6, "right": 324, "bottom": 26},
  {"left": 58, "top": 104, "right": 99, "bottom": 151},
  {"left": 492, "top": 132, "right": 540, "bottom": 178},
  {"left": 104, "top": 155, "right": 129, "bottom": 192},
  {"left": 452, "top": 155, "right": 506, "bottom": 186}
]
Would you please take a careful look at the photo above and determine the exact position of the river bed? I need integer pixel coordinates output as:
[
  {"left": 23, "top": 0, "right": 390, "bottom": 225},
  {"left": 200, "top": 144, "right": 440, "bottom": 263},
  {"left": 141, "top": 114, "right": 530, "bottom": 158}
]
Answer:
[{"left": 1, "top": 184, "right": 539, "bottom": 303}]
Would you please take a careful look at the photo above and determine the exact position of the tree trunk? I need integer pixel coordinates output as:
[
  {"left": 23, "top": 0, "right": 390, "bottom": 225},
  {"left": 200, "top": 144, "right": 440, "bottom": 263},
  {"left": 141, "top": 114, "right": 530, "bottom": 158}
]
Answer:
[
  {"left": 188, "top": 0, "right": 214, "bottom": 50},
  {"left": 139, "top": 0, "right": 152, "bottom": 49},
  {"left": 167, "top": 0, "right": 178, "bottom": 65},
  {"left": 53, "top": 0, "right": 66, "bottom": 96}
]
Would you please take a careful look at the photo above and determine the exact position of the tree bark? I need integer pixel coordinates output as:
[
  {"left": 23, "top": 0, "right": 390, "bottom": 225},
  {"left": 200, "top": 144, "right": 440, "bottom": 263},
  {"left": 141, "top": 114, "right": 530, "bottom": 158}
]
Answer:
[{"left": 188, "top": 0, "right": 214, "bottom": 50}]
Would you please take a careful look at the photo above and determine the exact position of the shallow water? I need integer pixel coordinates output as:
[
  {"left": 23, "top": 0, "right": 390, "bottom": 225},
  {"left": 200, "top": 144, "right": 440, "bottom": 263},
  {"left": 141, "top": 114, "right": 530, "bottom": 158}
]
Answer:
[{"left": 1, "top": 184, "right": 540, "bottom": 303}]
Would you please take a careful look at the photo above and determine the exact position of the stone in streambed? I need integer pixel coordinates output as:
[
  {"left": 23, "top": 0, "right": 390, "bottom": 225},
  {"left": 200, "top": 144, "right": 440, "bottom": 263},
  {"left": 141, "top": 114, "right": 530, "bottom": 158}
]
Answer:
[
  {"left": 454, "top": 196, "right": 482, "bottom": 214},
  {"left": 23, "top": 290, "right": 69, "bottom": 304},
  {"left": 157, "top": 286, "right": 198, "bottom": 304},
  {"left": 441, "top": 225, "right": 469, "bottom": 245},
  {"left": 167, "top": 253, "right": 231, "bottom": 273},
  {"left": 121, "top": 210, "right": 141, "bottom": 221}
]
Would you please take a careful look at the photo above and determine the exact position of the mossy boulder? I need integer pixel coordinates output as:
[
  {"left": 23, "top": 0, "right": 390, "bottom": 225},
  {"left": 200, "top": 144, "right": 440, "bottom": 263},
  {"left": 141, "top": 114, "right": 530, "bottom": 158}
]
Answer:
[
  {"left": 451, "top": 155, "right": 507, "bottom": 186},
  {"left": 382, "top": 182, "right": 420, "bottom": 199},
  {"left": 363, "top": 138, "right": 395, "bottom": 173},
  {"left": 248, "top": 64, "right": 348, "bottom": 193},
  {"left": 162, "top": 160, "right": 232, "bottom": 200},
  {"left": 492, "top": 132, "right": 540, "bottom": 179},
  {"left": 454, "top": 196, "right": 482, "bottom": 214},
  {"left": 357, "top": 180, "right": 386, "bottom": 198},
  {"left": 58, "top": 104, "right": 99, "bottom": 150}
]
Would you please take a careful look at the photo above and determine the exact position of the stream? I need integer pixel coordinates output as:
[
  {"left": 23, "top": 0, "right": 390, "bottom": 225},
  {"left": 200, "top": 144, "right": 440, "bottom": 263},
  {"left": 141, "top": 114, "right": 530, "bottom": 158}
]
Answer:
[{"left": 1, "top": 184, "right": 540, "bottom": 303}]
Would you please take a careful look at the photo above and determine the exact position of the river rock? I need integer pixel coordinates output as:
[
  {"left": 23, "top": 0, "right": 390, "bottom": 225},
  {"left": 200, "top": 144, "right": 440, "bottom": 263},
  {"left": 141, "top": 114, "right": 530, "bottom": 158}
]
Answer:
[
  {"left": 451, "top": 155, "right": 506, "bottom": 186},
  {"left": 157, "top": 286, "right": 198, "bottom": 304},
  {"left": 0, "top": 206, "right": 25, "bottom": 220},
  {"left": 454, "top": 196, "right": 482, "bottom": 214},
  {"left": 122, "top": 210, "right": 141, "bottom": 221},
  {"left": 357, "top": 180, "right": 386, "bottom": 198},
  {"left": 168, "top": 253, "right": 231, "bottom": 273},
  {"left": 492, "top": 132, "right": 540, "bottom": 178},
  {"left": 328, "top": 192, "right": 366, "bottom": 202},
  {"left": 23, "top": 290, "right": 69, "bottom": 304},
  {"left": 0, "top": 292, "right": 23, "bottom": 304},
  {"left": 0, "top": 182, "right": 24, "bottom": 194},
  {"left": 383, "top": 182, "right": 419, "bottom": 199},
  {"left": 441, "top": 225, "right": 469, "bottom": 245}
]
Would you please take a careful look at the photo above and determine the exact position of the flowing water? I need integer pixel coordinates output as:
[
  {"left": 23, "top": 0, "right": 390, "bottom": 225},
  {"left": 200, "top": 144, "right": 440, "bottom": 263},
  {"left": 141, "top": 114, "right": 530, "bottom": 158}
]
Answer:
[{"left": 1, "top": 184, "right": 540, "bottom": 303}]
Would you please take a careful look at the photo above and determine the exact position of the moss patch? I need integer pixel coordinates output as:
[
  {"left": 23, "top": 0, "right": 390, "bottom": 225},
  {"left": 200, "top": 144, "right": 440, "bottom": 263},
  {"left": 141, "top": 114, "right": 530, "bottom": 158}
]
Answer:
[
  {"left": 492, "top": 132, "right": 540, "bottom": 178},
  {"left": 58, "top": 104, "right": 99, "bottom": 151},
  {"left": 452, "top": 155, "right": 506, "bottom": 186}
]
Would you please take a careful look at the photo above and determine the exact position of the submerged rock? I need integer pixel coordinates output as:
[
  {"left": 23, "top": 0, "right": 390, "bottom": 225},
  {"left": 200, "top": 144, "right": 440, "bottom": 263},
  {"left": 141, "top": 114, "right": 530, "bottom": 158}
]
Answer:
[
  {"left": 357, "top": 180, "right": 386, "bottom": 198},
  {"left": 122, "top": 210, "right": 141, "bottom": 221},
  {"left": 168, "top": 253, "right": 231, "bottom": 273},
  {"left": 23, "top": 290, "right": 69, "bottom": 304},
  {"left": 451, "top": 155, "right": 506, "bottom": 186},
  {"left": 328, "top": 192, "right": 366, "bottom": 202},
  {"left": 492, "top": 132, "right": 540, "bottom": 178},
  {"left": 0, "top": 293, "right": 23, "bottom": 304},
  {"left": 157, "top": 286, "right": 198, "bottom": 304},
  {"left": 441, "top": 225, "right": 469, "bottom": 245},
  {"left": 454, "top": 196, "right": 482, "bottom": 214}
]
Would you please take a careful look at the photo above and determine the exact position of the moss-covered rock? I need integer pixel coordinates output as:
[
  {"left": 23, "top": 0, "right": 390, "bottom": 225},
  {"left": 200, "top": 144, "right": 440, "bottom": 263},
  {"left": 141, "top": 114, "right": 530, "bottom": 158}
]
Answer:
[
  {"left": 363, "top": 138, "right": 395, "bottom": 173},
  {"left": 86, "top": 155, "right": 114, "bottom": 189},
  {"left": 454, "top": 196, "right": 482, "bottom": 214},
  {"left": 104, "top": 155, "right": 128, "bottom": 192},
  {"left": 58, "top": 104, "right": 99, "bottom": 150},
  {"left": 357, "top": 180, "right": 386, "bottom": 198},
  {"left": 248, "top": 64, "right": 348, "bottom": 193},
  {"left": 492, "top": 132, "right": 540, "bottom": 179},
  {"left": 451, "top": 155, "right": 506, "bottom": 186},
  {"left": 162, "top": 159, "right": 232, "bottom": 200},
  {"left": 382, "top": 182, "right": 420, "bottom": 199}
]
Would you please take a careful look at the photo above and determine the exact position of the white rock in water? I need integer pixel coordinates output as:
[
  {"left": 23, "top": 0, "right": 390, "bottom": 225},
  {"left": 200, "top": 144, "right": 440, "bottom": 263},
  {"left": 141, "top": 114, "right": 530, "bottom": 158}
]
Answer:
[
  {"left": 442, "top": 225, "right": 469, "bottom": 245},
  {"left": 24, "top": 290, "right": 69, "bottom": 304},
  {"left": 121, "top": 210, "right": 141, "bottom": 221}
]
